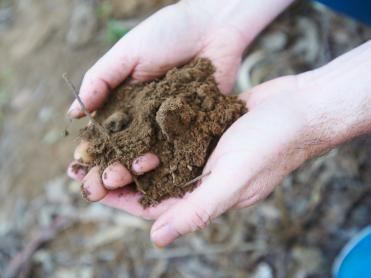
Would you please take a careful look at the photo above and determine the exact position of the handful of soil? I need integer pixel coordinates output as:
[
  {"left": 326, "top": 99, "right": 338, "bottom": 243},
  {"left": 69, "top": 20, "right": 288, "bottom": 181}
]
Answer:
[{"left": 81, "top": 58, "right": 246, "bottom": 207}]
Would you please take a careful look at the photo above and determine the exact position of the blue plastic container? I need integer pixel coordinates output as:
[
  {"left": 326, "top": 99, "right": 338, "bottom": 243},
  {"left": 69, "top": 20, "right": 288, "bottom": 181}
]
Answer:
[
  {"left": 333, "top": 226, "right": 371, "bottom": 278},
  {"left": 316, "top": 0, "right": 371, "bottom": 26}
]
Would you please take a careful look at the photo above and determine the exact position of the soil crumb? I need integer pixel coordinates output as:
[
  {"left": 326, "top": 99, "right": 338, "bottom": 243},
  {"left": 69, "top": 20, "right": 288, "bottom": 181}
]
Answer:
[{"left": 81, "top": 58, "right": 246, "bottom": 207}]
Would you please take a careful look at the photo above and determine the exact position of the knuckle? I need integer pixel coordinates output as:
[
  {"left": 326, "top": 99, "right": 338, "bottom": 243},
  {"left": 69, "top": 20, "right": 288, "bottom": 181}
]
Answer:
[
  {"left": 131, "top": 71, "right": 151, "bottom": 82},
  {"left": 238, "top": 182, "right": 272, "bottom": 208},
  {"left": 187, "top": 204, "right": 213, "bottom": 232}
]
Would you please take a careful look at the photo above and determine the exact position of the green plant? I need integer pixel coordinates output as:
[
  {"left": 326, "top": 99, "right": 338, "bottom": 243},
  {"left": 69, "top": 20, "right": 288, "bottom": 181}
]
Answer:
[{"left": 106, "top": 20, "right": 130, "bottom": 45}]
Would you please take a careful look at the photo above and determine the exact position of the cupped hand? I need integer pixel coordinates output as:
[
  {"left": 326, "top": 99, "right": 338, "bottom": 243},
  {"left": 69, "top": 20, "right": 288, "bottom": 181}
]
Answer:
[
  {"left": 141, "top": 41, "right": 371, "bottom": 247},
  {"left": 66, "top": 1, "right": 315, "bottom": 246},
  {"left": 68, "top": 1, "right": 254, "bottom": 203},
  {"left": 69, "top": 74, "right": 313, "bottom": 247},
  {"left": 66, "top": 1, "right": 371, "bottom": 248},
  {"left": 67, "top": 1, "right": 251, "bottom": 119},
  {"left": 81, "top": 36, "right": 371, "bottom": 246}
]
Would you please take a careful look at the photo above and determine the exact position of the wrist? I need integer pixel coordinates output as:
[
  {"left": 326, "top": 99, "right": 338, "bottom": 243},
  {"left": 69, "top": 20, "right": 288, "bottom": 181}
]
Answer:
[
  {"left": 179, "top": 0, "right": 294, "bottom": 47},
  {"left": 296, "top": 41, "right": 371, "bottom": 153}
]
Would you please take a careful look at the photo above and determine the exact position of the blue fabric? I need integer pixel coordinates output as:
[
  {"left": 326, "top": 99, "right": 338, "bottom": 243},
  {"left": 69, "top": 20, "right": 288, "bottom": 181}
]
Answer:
[
  {"left": 316, "top": 0, "right": 371, "bottom": 26},
  {"left": 335, "top": 227, "right": 371, "bottom": 278}
]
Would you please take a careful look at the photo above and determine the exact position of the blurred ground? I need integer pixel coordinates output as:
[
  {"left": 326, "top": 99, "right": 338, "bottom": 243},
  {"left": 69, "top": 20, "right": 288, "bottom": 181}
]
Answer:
[{"left": 0, "top": 0, "right": 370, "bottom": 277}]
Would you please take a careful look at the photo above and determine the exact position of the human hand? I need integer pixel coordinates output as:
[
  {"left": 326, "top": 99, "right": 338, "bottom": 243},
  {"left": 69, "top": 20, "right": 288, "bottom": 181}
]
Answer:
[
  {"left": 68, "top": 1, "right": 246, "bottom": 120},
  {"left": 68, "top": 0, "right": 295, "bottom": 118},
  {"left": 148, "top": 40, "right": 371, "bottom": 247},
  {"left": 68, "top": 0, "right": 293, "bottom": 200}
]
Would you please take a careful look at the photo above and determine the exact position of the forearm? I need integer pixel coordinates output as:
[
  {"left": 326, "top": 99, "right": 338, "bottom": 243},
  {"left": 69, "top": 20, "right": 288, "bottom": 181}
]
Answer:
[
  {"left": 180, "top": 0, "right": 295, "bottom": 45},
  {"left": 297, "top": 40, "right": 371, "bottom": 152}
]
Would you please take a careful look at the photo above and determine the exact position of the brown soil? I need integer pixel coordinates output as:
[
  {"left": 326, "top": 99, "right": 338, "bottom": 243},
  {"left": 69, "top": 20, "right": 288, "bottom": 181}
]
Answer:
[{"left": 81, "top": 58, "right": 246, "bottom": 207}]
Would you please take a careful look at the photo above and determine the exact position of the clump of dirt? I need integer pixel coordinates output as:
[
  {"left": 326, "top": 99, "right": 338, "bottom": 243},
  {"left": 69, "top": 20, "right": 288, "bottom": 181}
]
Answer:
[{"left": 81, "top": 58, "right": 246, "bottom": 207}]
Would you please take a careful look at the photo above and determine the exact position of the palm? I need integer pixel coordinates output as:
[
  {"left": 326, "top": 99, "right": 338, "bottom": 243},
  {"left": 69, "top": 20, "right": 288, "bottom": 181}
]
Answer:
[
  {"left": 67, "top": 3, "right": 246, "bottom": 119},
  {"left": 68, "top": 1, "right": 252, "bottom": 245},
  {"left": 125, "top": 3, "right": 245, "bottom": 93},
  {"left": 102, "top": 100, "right": 286, "bottom": 218}
]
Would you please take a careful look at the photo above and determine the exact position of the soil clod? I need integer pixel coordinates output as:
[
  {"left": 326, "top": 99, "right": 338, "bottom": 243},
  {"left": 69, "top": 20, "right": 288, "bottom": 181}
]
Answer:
[{"left": 80, "top": 58, "right": 246, "bottom": 207}]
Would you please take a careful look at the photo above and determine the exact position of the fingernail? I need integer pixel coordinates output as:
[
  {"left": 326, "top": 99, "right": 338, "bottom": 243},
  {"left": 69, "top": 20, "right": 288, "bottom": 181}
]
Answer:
[
  {"left": 67, "top": 107, "right": 80, "bottom": 118},
  {"left": 152, "top": 242, "right": 164, "bottom": 250},
  {"left": 67, "top": 162, "right": 87, "bottom": 181},
  {"left": 132, "top": 153, "right": 160, "bottom": 175},
  {"left": 102, "top": 171, "right": 108, "bottom": 181},
  {"left": 74, "top": 141, "right": 93, "bottom": 163},
  {"left": 102, "top": 162, "right": 133, "bottom": 190},
  {"left": 151, "top": 224, "right": 179, "bottom": 247},
  {"left": 80, "top": 184, "right": 91, "bottom": 201},
  {"left": 132, "top": 156, "right": 145, "bottom": 174},
  {"left": 67, "top": 100, "right": 80, "bottom": 118},
  {"left": 81, "top": 167, "right": 108, "bottom": 202}
]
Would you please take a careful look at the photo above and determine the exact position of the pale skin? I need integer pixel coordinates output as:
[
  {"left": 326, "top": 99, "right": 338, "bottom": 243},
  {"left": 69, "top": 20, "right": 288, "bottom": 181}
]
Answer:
[{"left": 67, "top": 0, "right": 371, "bottom": 247}]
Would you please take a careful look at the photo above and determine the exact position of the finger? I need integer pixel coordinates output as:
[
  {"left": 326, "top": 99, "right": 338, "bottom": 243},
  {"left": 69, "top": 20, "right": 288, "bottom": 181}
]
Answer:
[
  {"left": 82, "top": 166, "right": 108, "bottom": 202},
  {"left": 102, "top": 162, "right": 133, "bottom": 190},
  {"left": 67, "top": 161, "right": 88, "bottom": 182},
  {"left": 67, "top": 36, "right": 138, "bottom": 118},
  {"left": 100, "top": 186, "right": 178, "bottom": 220},
  {"left": 74, "top": 141, "right": 94, "bottom": 163},
  {"left": 132, "top": 153, "right": 160, "bottom": 175},
  {"left": 150, "top": 157, "right": 248, "bottom": 247}
]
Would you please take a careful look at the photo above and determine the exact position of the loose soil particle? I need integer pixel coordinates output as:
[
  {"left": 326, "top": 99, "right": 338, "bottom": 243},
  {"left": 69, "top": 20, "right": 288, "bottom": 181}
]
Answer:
[{"left": 81, "top": 58, "right": 246, "bottom": 207}]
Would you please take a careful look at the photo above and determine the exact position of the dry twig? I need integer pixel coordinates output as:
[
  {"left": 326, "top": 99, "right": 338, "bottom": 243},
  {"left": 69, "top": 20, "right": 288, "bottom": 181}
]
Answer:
[
  {"left": 62, "top": 73, "right": 122, "bottom": 155},
  {"left": 179, "top": 171, "right": 212, "bottom": 187},
  {"left": 133, "top": 176, "right": 146, "bottom": 194},
  {"left": 5, "top": 217, "right": 71, "bottom": 278}
]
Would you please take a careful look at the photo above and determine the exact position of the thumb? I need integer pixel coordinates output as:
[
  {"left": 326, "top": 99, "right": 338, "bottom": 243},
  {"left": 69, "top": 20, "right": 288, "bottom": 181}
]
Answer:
[
  {"left": 150, "top": 153, "right": 250, "bottom": 247},
  {"left": 68, "top": 36, "right": 137, "bottom": 118}
]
